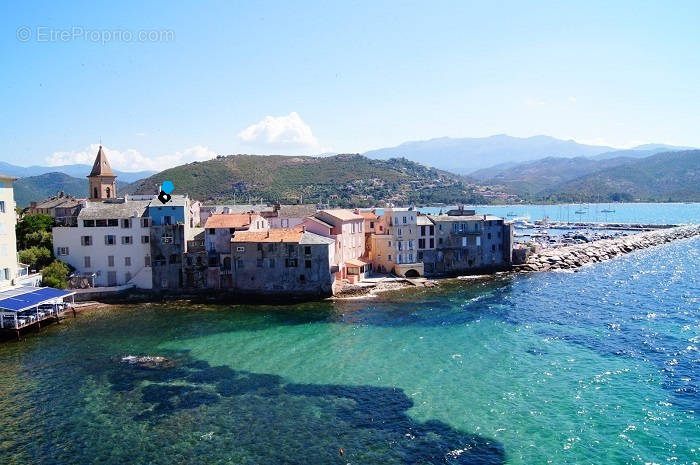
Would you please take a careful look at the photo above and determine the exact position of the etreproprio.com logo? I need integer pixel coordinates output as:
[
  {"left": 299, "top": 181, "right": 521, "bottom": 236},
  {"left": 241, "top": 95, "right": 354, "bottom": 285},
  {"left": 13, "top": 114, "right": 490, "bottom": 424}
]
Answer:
[{"left": 16, "top": 26, "right": 175, "bottom": 45}]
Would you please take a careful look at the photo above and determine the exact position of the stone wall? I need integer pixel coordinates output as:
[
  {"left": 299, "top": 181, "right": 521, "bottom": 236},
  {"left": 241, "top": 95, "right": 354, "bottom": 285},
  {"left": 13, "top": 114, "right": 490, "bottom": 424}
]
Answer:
[{"left": 515, "top": 225, "right": 700, "bottom": 272}]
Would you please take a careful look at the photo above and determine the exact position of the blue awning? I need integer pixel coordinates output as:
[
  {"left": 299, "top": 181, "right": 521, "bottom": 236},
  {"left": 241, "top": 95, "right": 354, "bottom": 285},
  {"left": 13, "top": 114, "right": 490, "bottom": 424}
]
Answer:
[{"left": 0, "top": 287, "right": 75, "bottom": 312}]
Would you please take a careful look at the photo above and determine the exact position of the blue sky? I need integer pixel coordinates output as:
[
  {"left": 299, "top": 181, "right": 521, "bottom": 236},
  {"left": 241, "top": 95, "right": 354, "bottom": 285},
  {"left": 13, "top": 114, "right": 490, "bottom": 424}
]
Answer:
[{"left": 2, "top": 1, "right": 699, "bottom": 171}]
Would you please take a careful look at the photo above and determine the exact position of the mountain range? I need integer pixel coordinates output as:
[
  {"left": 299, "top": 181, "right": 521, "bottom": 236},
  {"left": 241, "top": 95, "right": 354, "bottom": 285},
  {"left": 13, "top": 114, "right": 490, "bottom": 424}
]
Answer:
[
  {"left": 0, "top": 161, "right": 155, "bottom": 183},
  {"left": 363, "top": 134, "right": 695, "bottom": 174},
  {"left": 471, "top": 150, "right": 700, "bottom": 202}
]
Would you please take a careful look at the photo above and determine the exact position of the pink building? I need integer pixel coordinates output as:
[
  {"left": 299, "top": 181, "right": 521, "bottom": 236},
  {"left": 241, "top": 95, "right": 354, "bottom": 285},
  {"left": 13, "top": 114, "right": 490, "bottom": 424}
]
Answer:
[{"left": 303, "top": 209, "right": 369, "bottom": 282}]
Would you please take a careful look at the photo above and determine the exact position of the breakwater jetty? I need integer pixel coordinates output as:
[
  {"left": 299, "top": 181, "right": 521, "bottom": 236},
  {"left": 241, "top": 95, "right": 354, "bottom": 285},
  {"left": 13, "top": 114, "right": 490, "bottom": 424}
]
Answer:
[{"left": 515, "top": 225, "right": 700, "bottom": 272}]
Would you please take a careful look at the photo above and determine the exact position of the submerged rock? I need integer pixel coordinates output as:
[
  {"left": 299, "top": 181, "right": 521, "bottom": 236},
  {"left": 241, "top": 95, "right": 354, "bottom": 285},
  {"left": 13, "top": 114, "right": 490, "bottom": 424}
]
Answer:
[{"left": 116, "top": 355, "right": 175, "bottom": 369}]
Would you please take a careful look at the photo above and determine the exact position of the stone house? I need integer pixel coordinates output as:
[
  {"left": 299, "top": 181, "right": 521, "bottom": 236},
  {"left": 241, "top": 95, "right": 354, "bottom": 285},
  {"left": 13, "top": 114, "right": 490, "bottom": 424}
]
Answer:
[
  {"left": 204, "top": 213, "right": 269, "bottom": 288},
  {"left": 427, "top": 208, "right": 513, "bottom": 275},
  {"left": 230, "top": 228, "right": 336, "bottom": 297}
]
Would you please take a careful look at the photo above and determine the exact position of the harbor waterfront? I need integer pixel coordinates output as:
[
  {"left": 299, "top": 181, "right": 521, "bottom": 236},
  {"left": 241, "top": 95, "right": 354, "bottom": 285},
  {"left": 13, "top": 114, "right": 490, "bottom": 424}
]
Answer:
[{"left": 0, "top": 234, "right": 698, "bottom": 464}]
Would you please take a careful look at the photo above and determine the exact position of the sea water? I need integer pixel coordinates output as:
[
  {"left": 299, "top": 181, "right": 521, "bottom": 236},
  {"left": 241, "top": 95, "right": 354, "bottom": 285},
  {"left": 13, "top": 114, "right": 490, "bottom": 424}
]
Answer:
[{"left": 1, "top": 214, "right": 699, "bottom": 464}]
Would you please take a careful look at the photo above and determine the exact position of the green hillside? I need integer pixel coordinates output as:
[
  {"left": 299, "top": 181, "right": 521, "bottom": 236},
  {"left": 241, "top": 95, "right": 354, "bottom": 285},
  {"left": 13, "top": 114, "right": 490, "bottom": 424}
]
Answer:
[
  {"left": 13, "top": 173, "right": 87, "bottom": 207},
  {"left": 541, "top": 150, "right": 700, "bottom": 202},
  {"left": 125, "top": 154, "right": 496, "bottom": 206}
]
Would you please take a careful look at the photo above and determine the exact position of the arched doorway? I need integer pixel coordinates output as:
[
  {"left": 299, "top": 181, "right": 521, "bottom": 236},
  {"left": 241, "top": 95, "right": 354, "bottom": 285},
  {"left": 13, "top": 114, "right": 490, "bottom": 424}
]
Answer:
[
  {"left": 404, "top": 269, "right": 420, "bottom": 278},
  {"left": 106, "top": 187, "right": 111, "bottom": 198},
  {"left": 93, "top": 187, "right": 98, "bottom": 198}
]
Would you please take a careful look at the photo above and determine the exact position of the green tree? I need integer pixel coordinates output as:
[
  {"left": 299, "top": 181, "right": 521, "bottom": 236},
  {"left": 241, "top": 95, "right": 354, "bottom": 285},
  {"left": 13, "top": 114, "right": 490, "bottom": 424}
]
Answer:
[
  {"left": 16, "top": 214, "right": 54, "bottom": 249},
  {"left": 41, "top": 260, "right": 70, "bottom": 289},
  {"left": 18, "top": 246, "right": 52, "bottom": 270},
  {"left": 25, "top": 230, "right": 53, "bottom": 249}
]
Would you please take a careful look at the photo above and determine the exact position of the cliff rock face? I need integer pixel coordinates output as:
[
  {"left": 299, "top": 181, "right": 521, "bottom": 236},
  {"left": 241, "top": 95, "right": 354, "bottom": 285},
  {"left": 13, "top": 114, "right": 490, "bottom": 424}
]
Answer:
[{"left": 515, "top": 225, "right": 700, "bottom": 272}]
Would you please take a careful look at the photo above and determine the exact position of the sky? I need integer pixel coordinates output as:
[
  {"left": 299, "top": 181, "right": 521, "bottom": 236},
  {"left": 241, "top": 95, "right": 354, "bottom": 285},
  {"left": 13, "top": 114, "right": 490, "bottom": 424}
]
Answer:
[{"left": 2, "top": 0, "right": 700, "bottom": 171}]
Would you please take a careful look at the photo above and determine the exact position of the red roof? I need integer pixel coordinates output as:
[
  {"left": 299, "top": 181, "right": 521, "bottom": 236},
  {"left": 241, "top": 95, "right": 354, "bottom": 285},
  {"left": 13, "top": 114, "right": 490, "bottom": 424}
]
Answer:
[
  {"left": 232, "top": 228, "right": 303, "bottom": 243},
  {"left": 205, "top": 213, "right": 261, "bottom": 229}
]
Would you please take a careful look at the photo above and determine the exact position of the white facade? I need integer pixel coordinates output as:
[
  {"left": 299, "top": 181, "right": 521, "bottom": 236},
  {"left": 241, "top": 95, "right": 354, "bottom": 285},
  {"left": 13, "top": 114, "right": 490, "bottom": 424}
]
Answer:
[
  {"left": 52, "top": 204, "right": 153, "bottom": 289},
  {"left": 0, "top": 175, "right": 18, "bottom": 288}
]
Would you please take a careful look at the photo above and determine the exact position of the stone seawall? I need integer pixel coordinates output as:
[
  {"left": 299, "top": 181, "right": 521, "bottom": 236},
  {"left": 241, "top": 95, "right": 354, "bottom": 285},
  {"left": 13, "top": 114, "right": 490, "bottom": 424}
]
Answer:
[{"left": 515, "top": 225, "right": 700, "bottom": 272}]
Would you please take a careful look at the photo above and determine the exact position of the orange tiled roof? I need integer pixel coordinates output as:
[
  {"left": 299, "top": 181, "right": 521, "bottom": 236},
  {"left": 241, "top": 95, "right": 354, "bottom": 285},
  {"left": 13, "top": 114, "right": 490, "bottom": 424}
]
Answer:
[
  {"left": 232, "top": 227, "right": 303, "bottom": 243},
  {"left": 358, "top": 211, "right": 379, "bottom": 220},
  {"left": 205, "top": 213, "right": 258, "bottom": 229}
]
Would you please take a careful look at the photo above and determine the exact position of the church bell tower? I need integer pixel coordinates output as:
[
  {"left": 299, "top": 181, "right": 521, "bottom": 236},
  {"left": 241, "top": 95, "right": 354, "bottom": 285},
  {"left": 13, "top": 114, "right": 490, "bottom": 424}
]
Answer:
[{"left": 87, "top": 145, "right": 117, "bottom": 201}]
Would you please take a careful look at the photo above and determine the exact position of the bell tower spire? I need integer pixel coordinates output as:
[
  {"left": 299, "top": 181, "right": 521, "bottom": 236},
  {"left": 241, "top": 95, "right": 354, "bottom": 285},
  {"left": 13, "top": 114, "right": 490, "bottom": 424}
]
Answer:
[{"left": 87, "top": 145, "right": 117, "bottom": 201}]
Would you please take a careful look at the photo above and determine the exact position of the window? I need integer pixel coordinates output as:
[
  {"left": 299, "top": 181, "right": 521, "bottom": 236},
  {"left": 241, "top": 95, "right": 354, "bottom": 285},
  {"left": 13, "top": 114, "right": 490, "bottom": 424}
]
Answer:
[
  {"left": 106, "top": 187, "right": 111, "bottom": 199},
  {"left": 257, "top": 258, "right": 264, "bottom": 268},
  {"left": 125, "top": 272, "right": 132, "bottom": 282},
  {"left": 388, "top": 241, "right": 391, "bottom": 247},
  {"left": 438, "top": 224, "right": 442, "bottom": 231},
  {"left": 487, "top": 232, "right": 492, "bottom": 240},
  {"left": 359, "top": 222, "right": 363, "bottom": 232},
  {"left": 208, "top": 256, "right": 218, "bottom": 267},
  {"left": 81, "top": 236, "right": 92, "bottom": 246},
  {"left": 84, "top": 256, "right": 91, "bottom": 268},
  {"left": 229, "top": 228, "right": 235, "bottom": 234},
  {"left": 462, "top": 237, "right": 467, "bottom": 247},
  {"left": 141, "top": 218, "right": 150, "bottom": 228},
  {"left": 141, "top": 235, "right": 150, "bottom": 244},
  {"left": 169, "top": 254, "right": 179, "bottom": 264},
  {"left": 408, "top": 240, "right": 414, "bottom": 250},
  {"left": 0, "top": 201, "right": 5, "bottom": 213},
  {"left": 409, "top": 254, "right": 413, "bottom": 262},
  {"left": 351, "top": 223, "right": 356, "bottom": 233},
  {"left": 430, "top": 226, "right": 434, "bottom": 235},
  {"left": 104, "top": 235, "right": 116, "bottom": 245},
  {"left": 267, "top": 243, "right": 275, "bottom": 252},
  {"left": 236, "top": 246, "right": 245, "bottom": 252},
  {"left": 285, "top": 258, "right": 298, "bottom": 267},
  {"left": 388, "top": 254, "right": 392, "bottom": 261},
  {"left": 95, "top": 219, "right": 107, "bottom": 227},
  {"left": 268, "top": 258, "right": 276, "bottom": 268},
  {"left": 208, "top": 229, "right": 215, "bottom": 235},
  {"left": 107, "top": 219, "right": 118, "bottom": 227},
  {"left": 498, "top": 231, "right": 502, "bottom": 238},
  {"left": 397, "top": 228, "right": 403, "bottom": 236},
  {"left": 492, "top": 244, "right": 496, "bottom": 252},
  {"left": 299, "top": 275, "right": 306, "bottom": 283},
  {"left": 161, "top": 233, "right": 173, "bottom": 244},
  {"left": 418, "top": 238, "right": 426, "bottom": 249},
  {"left": 421, "top": 226, "right": 426, "bottom": 236},
  {"left": 163, "top": 216, "right": 172, "bottom": 225},
  {"left": 57, "top": 247, "right": 69, "bottom": 256},
  {"left": 287, "top": 245, "right": 295, "bottom": 255},
  {"left": 236, "top": 259, "right": 244, "bottom": 269},
  {"left": 83, "top": 220, "right": 95, "bottom": 227},
  {"left": 93, "top": 187, "right": 98, "bottom": 199},
  {"left": 430, "top": 238, "right": 434, "bottom": 248},
  {"left": 155, "top": 255, "right": 166, "bottom": 266},
  {"left": 304, "top": 246, "right": 311, "bottom": 255},
  {"left": 122, "top": 236, "right": 133, "bottom": 245},
  {"left": 108, "top": 256, "right": 115, "bottom": 267},
  {"left": 257, "top": 243, "right": 263, "bottom": 251},
  {"left": 161, "top": 278, "right": 168, "bottom": 287},
  {"left": 370, "top": 221, "right": 374, "bottom": 229},
  {"left": 402, "top": 216, "right": 407, "bottom": 224},
  {"left": 305, "top": 260, "right": 312, "bottom": 269},
  {"left": 476, "top": 237, "right": 481, "bottom": 247},
  {"left": 122, "top": 219, "right": 132, "bottom": 228},
  {"left": 124, "top": 257, "right": 131, "bottom": 266},
  {"left": 145, "top": 255, "right": 151, "bottom": 267},
  {"left": 439, "top": 238, "right": 443, "bottom": 245},
  {"left": 1, "top": 268, "right": 9, "bottom": 280}
]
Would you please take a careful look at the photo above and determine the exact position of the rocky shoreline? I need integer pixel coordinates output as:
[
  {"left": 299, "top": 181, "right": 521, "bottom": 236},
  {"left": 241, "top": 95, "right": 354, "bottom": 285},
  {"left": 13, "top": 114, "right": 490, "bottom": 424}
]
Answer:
[{"left": 514, "top": 225, "right": 700, "bottom": 272}]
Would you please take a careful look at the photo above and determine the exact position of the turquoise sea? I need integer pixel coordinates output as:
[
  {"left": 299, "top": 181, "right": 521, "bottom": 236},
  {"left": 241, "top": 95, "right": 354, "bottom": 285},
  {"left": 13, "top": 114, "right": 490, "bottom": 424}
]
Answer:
[{"left": 1, "top": 204, "right": 699, "bottom": 464}]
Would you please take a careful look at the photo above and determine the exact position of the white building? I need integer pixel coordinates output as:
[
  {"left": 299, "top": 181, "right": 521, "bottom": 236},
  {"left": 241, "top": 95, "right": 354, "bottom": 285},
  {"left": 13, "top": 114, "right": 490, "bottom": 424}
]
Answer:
[
  {"left": 0, "top": 174, "right": 19, "bottom": 287},
  {"left": 52, "top": 199, "right": 154, "bottom": 288}
]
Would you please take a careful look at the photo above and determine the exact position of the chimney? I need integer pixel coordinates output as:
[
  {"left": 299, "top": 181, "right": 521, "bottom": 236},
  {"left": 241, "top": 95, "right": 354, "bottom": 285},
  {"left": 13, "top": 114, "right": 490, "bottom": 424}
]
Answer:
[
  {"left": 302, "top": 225, "right": 306, "bottom": 232},
  {"left": 266, "top": 230, "right": 270, "bottom": 238}
]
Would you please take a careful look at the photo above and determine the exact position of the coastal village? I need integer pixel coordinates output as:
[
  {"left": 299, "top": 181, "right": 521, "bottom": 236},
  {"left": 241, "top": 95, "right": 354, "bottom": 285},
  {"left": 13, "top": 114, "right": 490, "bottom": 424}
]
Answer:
[
  {"left": 45, "top": 147, "right": 515, "bottom": 297},
  {"left": 3, "top": 146, "right": 699, "bottom": 340}
]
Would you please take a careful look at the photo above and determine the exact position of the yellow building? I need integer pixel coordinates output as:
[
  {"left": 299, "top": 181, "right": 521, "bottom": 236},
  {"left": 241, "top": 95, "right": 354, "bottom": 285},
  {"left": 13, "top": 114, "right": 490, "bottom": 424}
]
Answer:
[{"left": 0, "top": 174, "right": 18, "bottom": 288}]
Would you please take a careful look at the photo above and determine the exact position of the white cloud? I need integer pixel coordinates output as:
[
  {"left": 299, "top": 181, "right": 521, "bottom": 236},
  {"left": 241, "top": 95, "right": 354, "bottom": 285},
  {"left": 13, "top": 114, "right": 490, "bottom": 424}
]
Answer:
[
  {"left": 568, "top": 96, "right": 577, "bottom": 103},
  {"left": 524, "top": 98, "right": 546, "bottom": 107},
  {"left": 46, "top": 144, "right": 216, "bottom": 172},
  {"left": 237, "top": 112, "right": 319, "bottom": 149}
]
